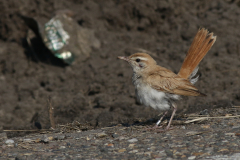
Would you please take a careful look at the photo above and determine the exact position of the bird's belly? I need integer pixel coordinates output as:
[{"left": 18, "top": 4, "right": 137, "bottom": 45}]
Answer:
[{"left": 135, "top": 84, "right": 171, "bottom": 111}]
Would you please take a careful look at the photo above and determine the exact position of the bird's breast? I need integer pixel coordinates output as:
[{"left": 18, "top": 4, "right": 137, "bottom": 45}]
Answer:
[{"left": 132, "top": 74, "right": 172, "bottom": 111}]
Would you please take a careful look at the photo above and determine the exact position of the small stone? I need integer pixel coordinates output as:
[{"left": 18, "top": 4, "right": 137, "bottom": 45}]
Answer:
[
  {"left": 201, "top": 125, "right": 210, "bottom": 129},
  {"left": 205, "top": 147, "right": 213, "bottom": 152},
  {"left": 188, "top": 156, "right": 196, "bottom": 159},
  {"left": 200, "top": 109, "right": 209, "bottom": 115},
  {"left": 218, "top": 148, "right": 229, "bottom": 152},
  {"left": 59, "top": 146, "right": 66, "bottom": 149},
  {"left": 225, "top": 133, "right": 235, "bottom": 136},
  {"left": 128, "top": 144, "right": 135, "bottom": 148},
  {"left": 128, "top": 138, "right": 138, "bottom": 143},
  {"left": 159, "top": 150, "right": 167, "bottom": 156},
  {"left": 96, "top": 132, "right": 107, "bottom": 138},
  {"left": 118, "top": 149, "right": 126, "bottom": 152},
  {"left": 181, "top": 126, "right": 186, "bottom": 129},
  {"left": 48, "top": 136, "right": 54, "bottom": 141},
  {"left": 23, "top": 139, "right": 32, "bottom": 143},
  {"left": 186, "top": 131, "right": 200, "bottom": 136},
  {"left": 232, "top": 125, "right": 240, "bottom": 129},
  {"left": 14, "top": 143, "right": 18, "bottom": 147},
  {"left": 118, "top": 136, "right": 126, "bottom": 141},
  {"left": 144, "top": 151, "right": 151, "bottom": 156},
  {"left": 5, "top": 139, "right": 14, "bottom": 144},
  {"left": 34, "top": 138, "right": 41, "bottom": 143},
  {"left": 58, "top": 135, "right": 66, "bottom": 140},
  {"left": 235, "top": 133, "right": 240, "bottom": 136},
  {"left": 128, "top": 149, "right": 138, "bottom": 153},
  {"left": 23, "top": 153, "right": 33, "bottom": 156},
  {"left": 165, "top": 149, "right": 173, "bottom": 157},
  {"left": 107, "top": 143, "right": 114, "bottom": 147},
  {"left": 181, "top": 155, "right": 187, "bottom": 158},
  {"left": 112, "top": 133, "right": 119, "bottom": 138},
  {"left": 41, "top": 136, "right": 49, "bottom": 143}
]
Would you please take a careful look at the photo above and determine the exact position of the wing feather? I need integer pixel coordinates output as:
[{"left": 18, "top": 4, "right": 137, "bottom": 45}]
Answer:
[{"left": 146, "top": 67, "right": 206, "bottom": 96}]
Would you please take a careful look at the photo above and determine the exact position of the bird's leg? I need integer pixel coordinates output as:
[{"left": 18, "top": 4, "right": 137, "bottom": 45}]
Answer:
[
  {"left": 147, "top": 104, "right": 177, "bottom": 132},
  {"left": 155, "top": 110, "right": 168, "bottom": 127},
  {"left": 165, "top": 104, "right": 177, "bottom": 130},
  {"left": 146, "top": 110, "right": 168, "bottom": 130}
]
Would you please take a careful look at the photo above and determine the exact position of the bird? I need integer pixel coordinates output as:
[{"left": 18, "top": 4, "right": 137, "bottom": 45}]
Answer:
[{"left": 118, "top": 28, "right": 216, "bottom": 131}]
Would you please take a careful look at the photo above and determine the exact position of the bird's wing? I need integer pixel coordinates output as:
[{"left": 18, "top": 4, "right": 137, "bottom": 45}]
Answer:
[{"left": 146, "top": 68, "right": 206, "bottom": 96}]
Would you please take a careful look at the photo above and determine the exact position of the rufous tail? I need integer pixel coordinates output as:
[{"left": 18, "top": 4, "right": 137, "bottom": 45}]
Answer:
[{"left": 178, "top": 28, "right": 216, "bottom": 79}]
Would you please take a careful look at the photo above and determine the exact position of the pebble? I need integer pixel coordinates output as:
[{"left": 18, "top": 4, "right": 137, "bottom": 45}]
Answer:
[
  {"left": 41, "top": 136, "right": 49, "bottom": 143},
  {"left": 224, "top": 133, "right": 235, "bottom": 136},
  {"left": 186, "top": 131, "right": 200, "bottom": 136},
  {"left": 201, "top": 125, "right": 210, "bottom": 129},
  {"left": 232, "top": 125, "right": 240, "bottom": 129},
  {"left": 117, "top": 136, "right": 126, "bottom": 141},
  {"left": 181, "top": 126, "right": 186, "bottom": 129},
  {"left": 118, "top": 149, "right": 126, "bottom": 153},
  {"left": 58, "top": 135, "right": 66, "bottom": 140},
  {"left": 5, "top": 139, "right": 14, "bottom": 144},
  {"left": 112, "top": 133, "right": 119, "bottom": 138},
  {"left": 96, "top": 132, "right": 107, "bottom": 138},
  {"left": 188, "top": 156, "right": 196, "bottom": 159},
  {"left": 128, "top": 144, "right": 135, "bottom": 148},
  {"left": 128, "top": 149, "right": 138, "bottom": 153},
  {"left": 59, "top": 146, "right": 66, "bottom": 149},
  {"left": 128, "top": 138, "right": 138, "bottom": 143},
  {"left": 23, "top": 139, "right": 32, "bottom": 143},
  {"left": 200, "top": 109, "right": 209, "bottom": 115}
]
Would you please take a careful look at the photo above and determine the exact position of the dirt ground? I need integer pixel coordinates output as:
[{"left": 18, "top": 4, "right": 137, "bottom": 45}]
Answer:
[{"left": 0, "top": 0, "right": 240, "bottom": 137}]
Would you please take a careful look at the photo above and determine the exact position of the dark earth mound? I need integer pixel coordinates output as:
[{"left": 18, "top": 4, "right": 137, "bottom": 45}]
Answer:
[{"left": 0, "top": 0, "right": 240, "bottom": 136}]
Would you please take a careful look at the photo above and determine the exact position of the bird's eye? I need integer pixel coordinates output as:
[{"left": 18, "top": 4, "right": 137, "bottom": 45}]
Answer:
[{"left": 136, "top": 58, "right": 141, "bottom": 62}]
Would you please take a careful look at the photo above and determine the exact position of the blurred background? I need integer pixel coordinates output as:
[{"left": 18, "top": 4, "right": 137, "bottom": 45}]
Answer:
[{"left": 0, "top": 0, "right": 240, "bottom": 134}]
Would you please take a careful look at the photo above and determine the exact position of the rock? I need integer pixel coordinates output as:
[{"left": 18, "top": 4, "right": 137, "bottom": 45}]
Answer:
[
  {"left": 107, "top": 143, "right": 114, "bottom": 147},
  {"left": 59, "top": 135, "right": 66, "bottom": 140},
  {"left": 128, "top": 144, "right": 135, "bottom": 148},
  {"left": 96, "top": 132, "right": 107, "bottom": 138},
  {"left": 118, "top": 136, "right": 126, "bottom": 141},
  {"left": 23, "top": 139, "right": 32, "bottom": 143},
  {"left": 128, "top": 138, "right": 138, "bottom": 143},
  {"left": 112, "top": 133, "right": 119, "bottom": 138},
  {"left": 41, "top": 135, "right": 49, "bottom": 143},
  {"left": 200, "top": 109, "right": 209, "bottom": 115},
  {"left": 59, "top": 146, "right": 66, "bottom": 149},
  {"left": 188, "top": 156, "right": 196, "bottom": 160},
  {"left": 118, "top": 149, "right": 126, "bottom": 153},
  {"left": 225, "top": 133, "right": 235, "bottom": 136},
  {"left": 201, "top": 125, "right": 210, "bottom": 129},
  {"left": 5, "top": 139, "right": 14, "bottom": 144},
  {"left": 186, "top": 131, "right": 200, "bottom": 136}
]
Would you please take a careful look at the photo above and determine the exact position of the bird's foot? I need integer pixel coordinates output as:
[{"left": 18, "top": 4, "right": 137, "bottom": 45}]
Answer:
[
  {"left": 145, "top": 125, "right": 174, "bottom": 132},
  {"left": 145, "top": 124, "right": 163, "bottom": 131}
]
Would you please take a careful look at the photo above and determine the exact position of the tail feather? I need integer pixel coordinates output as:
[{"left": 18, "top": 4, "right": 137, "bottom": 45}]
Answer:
[
  {"left": 178, "top": 28, "right": 216, "bottom": 79},
  {"left": 189, "top": 66, "right": 199, "bottom": 84}
]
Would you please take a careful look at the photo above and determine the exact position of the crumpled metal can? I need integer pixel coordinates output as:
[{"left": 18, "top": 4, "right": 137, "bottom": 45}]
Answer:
[
  {"left": 44, "top": 16, "right": 73, "bottom": 63},
  {"left": 22, "top": 10, "right": 100, "bottom": 65}
]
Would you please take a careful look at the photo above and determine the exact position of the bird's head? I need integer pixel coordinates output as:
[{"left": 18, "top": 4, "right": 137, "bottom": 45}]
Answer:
[{"left": 118, "top": 53, "right": 157, "bottom": 73}]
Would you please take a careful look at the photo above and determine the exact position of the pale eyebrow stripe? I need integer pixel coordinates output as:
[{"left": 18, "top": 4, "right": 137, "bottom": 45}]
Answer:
[{"left": 136, "top": 57, "right": 148, "bottom": 61}]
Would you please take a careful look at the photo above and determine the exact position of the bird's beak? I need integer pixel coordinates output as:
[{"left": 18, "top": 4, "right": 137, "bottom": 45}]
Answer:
[{"left": 118, "top": 56, "right": 130, "bottom": 62}]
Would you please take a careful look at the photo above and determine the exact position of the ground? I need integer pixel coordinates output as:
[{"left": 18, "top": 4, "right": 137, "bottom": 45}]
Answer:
[{"left": 0, "top": 0, "right": 240, "bottom": 158}]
